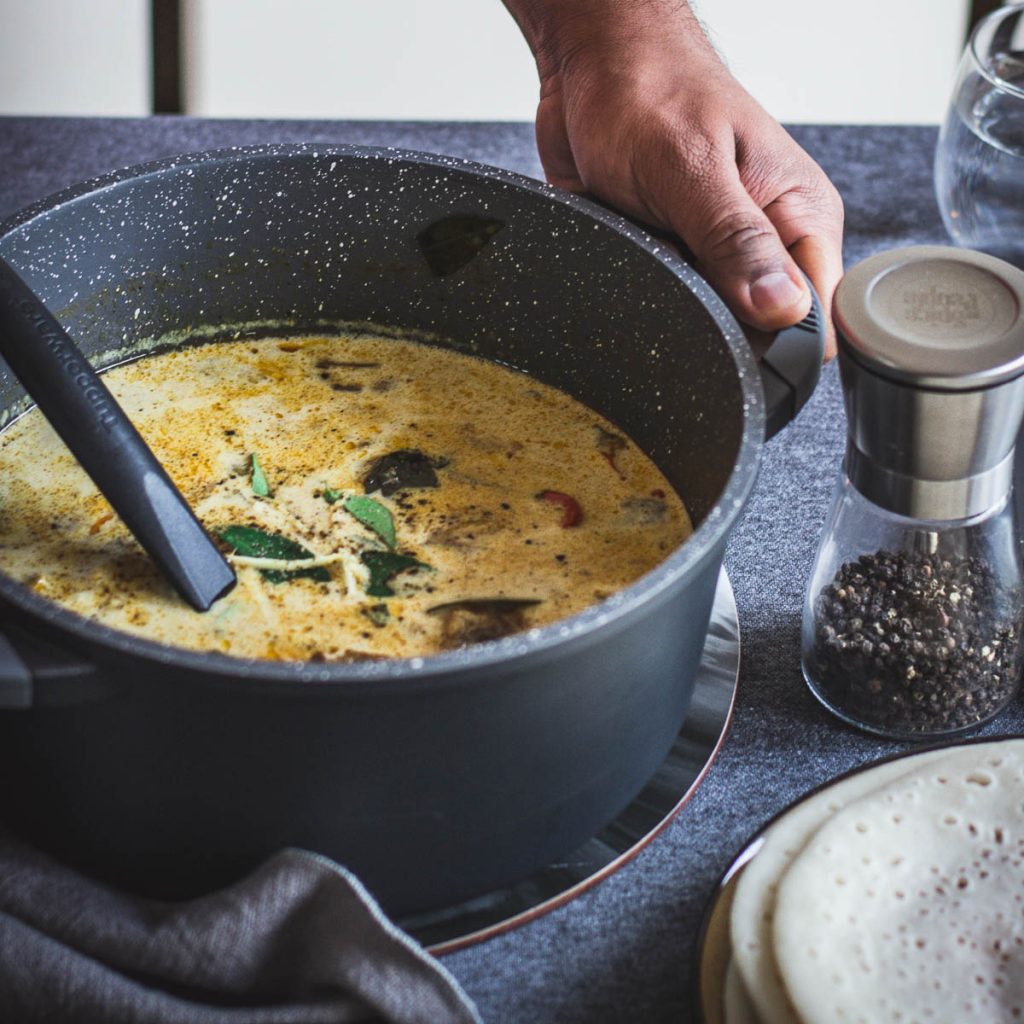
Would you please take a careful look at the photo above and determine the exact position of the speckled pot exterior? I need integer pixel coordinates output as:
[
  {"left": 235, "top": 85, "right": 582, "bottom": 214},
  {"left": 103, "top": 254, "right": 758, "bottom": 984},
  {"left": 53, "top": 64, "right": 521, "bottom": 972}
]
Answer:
[{"left": 0, "top": 145, "right": 763, "bottom": 914}]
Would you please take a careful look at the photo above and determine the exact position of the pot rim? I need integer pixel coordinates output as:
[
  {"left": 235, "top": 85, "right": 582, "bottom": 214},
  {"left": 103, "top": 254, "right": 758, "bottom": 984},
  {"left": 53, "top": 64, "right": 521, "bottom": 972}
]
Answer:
[{"left": 0, "top": 142, "right": 764, "bottom": 688}]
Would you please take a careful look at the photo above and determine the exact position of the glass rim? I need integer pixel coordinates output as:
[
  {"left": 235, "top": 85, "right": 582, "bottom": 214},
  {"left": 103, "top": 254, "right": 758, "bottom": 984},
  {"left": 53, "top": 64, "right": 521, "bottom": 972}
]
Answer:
[{"left": 970, "top": 1, "right": 1024, "bottom": 101}]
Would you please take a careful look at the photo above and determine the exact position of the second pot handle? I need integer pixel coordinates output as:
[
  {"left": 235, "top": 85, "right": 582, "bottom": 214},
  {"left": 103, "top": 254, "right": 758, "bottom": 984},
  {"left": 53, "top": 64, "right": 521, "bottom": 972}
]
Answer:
[
  {"left": 759, "top": 277, "right": 826, "bottom": 439},
  {"left": 0, "top": 630, "right": 31, "bottom": 709},
  {"left": 0, "top": 620, "right": 102, "bottom": 710}
]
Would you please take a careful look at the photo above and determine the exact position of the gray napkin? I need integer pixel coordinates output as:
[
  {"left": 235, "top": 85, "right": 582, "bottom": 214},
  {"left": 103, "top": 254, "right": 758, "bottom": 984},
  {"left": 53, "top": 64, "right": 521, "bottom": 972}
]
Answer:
[{"left": 0, "top": 830, "right": 480, "bottom": 1024}]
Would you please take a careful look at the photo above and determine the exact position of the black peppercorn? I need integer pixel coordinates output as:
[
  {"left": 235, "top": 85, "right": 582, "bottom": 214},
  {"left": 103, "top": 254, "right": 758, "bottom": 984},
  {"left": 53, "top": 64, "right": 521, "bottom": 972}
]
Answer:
[{"left": 809, "top": 551, "right": 1021, "bottom": 735}]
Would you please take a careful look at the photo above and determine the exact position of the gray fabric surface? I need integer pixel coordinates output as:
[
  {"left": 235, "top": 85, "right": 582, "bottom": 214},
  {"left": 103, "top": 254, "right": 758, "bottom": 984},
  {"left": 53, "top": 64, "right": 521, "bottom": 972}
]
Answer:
[
  {"left": 2, "top": 117, "right": 1022, "bottom": 1023},
  {"left": 0, "top": 828, "right": 479, "bottom": 1023}
]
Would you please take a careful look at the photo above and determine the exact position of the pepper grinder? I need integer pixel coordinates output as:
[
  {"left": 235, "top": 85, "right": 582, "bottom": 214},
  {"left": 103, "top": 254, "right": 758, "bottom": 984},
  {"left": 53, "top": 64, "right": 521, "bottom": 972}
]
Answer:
[{"left": 802, "top": 246, "right": 1024, "bottom": 739}]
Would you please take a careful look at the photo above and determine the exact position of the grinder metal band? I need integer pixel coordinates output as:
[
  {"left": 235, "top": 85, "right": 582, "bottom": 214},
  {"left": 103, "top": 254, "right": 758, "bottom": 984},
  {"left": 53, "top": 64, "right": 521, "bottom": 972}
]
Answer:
[{"left": 834, "top": 245, "right": 1024, "bottom": 521}]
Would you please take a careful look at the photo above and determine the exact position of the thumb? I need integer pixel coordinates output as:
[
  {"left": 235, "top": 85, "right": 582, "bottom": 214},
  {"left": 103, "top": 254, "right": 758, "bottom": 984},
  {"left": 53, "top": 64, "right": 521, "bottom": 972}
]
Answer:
[{"left": 664, "top": 169, "right": 811, "bottom": 332}]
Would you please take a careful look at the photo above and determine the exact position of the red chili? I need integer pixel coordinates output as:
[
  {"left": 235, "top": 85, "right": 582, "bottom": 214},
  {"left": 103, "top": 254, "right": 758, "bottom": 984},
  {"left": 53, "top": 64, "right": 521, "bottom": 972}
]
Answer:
[{"left": 537, "top": 490, "right": 582, "bottom": 528}]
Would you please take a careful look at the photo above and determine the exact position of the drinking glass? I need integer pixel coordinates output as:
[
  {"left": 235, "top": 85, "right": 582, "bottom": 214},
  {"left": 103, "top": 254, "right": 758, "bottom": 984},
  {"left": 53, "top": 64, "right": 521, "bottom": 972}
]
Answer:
[{"left": 936, "top": 2, "right": 1024, "bottom": 266}]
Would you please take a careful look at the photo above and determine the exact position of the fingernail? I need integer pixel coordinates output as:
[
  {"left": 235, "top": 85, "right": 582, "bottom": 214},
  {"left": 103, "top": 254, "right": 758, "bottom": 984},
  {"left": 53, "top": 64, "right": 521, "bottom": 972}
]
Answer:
[{"left": 750, "top": 272, "right": 806, "bottom": 315}]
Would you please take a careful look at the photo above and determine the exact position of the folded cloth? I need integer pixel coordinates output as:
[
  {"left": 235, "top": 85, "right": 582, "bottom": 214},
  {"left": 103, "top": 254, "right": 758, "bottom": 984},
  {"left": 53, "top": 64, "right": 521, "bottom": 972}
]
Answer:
[{"left": 0, "top": 830, "right": 480, "bottom": 1024}]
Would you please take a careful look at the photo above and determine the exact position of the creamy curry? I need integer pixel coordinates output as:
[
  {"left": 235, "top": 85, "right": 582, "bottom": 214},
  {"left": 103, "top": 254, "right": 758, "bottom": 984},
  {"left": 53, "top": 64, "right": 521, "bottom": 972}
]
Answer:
[{"left": 0, "top": 333, "right": 692, "bottom": 661}]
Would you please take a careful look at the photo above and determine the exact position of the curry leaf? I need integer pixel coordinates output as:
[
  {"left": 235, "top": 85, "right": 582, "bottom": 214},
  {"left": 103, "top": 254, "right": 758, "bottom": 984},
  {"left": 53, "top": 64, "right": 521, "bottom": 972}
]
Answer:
[
  {"left": 218, "top": 525, "right": 330, "bottom": 583},
  {"left": 322, "top": 487, "right": 344, "bottom": 504},
  {"left": 343, "top": 495, "right": 396, "bottom": 549},
  {"left": 361, "top": 550, "right": 430, "bottom": 597},
  {"left": 250, "top": 453, "right": 271, "bottom": 497}
]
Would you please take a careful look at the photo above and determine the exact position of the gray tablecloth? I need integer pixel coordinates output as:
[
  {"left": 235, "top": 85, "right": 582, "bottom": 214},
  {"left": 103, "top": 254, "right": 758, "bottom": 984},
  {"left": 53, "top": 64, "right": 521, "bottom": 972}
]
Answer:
[{"left": 2, "top": 117, "right": 1019, "bottom": 1023}]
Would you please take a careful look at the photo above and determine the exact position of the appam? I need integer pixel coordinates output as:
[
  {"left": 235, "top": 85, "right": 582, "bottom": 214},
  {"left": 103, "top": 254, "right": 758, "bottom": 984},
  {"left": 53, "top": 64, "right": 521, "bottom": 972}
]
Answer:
[
  {"left": 771, "top": 738, "right": 1024, "bottom": 1023},
  {"left": 728, "top": 747, "right": 957, "bottom": 1023}
]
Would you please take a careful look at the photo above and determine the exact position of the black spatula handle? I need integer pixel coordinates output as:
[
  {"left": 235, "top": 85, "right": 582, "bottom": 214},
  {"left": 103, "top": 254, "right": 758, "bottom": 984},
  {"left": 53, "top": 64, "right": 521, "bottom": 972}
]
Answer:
[{"left": 0, "top": 257, "right": 235, "bottom": 611}]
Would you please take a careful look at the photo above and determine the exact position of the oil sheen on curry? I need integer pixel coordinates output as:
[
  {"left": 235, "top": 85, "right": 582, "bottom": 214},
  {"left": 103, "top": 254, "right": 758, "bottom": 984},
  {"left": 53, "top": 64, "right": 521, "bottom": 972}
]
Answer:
[{"left": 0, "top": 334, "right": 692, "bottom": 661}]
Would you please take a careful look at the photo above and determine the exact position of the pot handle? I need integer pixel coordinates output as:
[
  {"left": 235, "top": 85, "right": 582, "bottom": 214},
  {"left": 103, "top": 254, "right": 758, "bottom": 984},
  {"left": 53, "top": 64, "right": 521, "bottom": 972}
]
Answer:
[
  {"left": 0, "top": 621, "right": 102, "bottom": 710},
  {"left": 758, "top": 276, "right": 825, "bottom": 439},
  {"left": 0, "top": 630, "right": 32, "bottom": 709},
  {"left": 576, "top": 196, "right": 825, "bottom": 437}
]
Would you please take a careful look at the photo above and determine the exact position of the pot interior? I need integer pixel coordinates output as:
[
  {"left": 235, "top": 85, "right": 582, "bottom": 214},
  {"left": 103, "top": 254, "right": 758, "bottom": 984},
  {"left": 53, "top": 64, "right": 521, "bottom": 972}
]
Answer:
[{"left": 0, "top": 148, "right": 749, "bottom": 532}]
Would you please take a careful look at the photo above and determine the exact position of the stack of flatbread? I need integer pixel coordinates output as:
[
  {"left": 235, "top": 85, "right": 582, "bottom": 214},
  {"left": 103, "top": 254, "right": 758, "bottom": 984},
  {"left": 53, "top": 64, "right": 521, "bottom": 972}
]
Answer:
[{"left": 721, "top": 738, "right": 1024, "bottom": 1023}]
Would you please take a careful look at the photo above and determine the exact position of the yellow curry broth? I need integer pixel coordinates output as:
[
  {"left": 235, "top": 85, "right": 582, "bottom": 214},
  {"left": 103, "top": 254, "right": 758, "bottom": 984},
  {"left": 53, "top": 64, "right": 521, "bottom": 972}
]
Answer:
[{"left": 0, "top": 334, "right": 692, "bottom": 660}]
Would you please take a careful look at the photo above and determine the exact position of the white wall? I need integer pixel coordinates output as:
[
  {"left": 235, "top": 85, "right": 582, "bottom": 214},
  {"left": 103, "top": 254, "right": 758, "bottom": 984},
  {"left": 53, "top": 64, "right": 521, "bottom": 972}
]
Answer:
[
  {"left": 693, "top": 0, "right": 970, "bottom": 123},
  {"left": 0, "top": 0, "right": 150, "bottom": 116},
  {"left": 182, "top": 0, "right": 540, "bottom": 120},
  {"left": 0, "top": 0, "right": 975, "bottom": 123}
]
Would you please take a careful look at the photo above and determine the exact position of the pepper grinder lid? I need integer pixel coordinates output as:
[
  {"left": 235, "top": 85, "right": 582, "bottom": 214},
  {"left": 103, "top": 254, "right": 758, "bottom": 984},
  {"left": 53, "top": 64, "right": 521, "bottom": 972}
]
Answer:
[{"left": 834, "top": 246, "right": 1024, "bottom": 521}]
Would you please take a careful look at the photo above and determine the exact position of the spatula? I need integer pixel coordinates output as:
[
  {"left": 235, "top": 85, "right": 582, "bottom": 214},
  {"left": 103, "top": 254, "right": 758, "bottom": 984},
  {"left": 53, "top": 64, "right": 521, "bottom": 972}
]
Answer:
[{"left": 0, "top": 256, "right": 236, "bottom": 612}]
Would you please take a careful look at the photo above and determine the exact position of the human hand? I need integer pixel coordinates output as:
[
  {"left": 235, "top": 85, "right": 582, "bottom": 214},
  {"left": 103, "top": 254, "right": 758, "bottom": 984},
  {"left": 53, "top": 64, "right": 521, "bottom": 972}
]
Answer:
[{"left": 502, "top": 0, "right": 844, "bottom": 356}]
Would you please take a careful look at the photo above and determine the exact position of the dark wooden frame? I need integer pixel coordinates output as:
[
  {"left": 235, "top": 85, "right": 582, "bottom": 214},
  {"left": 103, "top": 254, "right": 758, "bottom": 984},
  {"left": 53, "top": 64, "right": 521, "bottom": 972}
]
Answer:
[
  {"left": 152, "top": 0, "right": 182, "bottom": 114},
  {"left": 969, "top": 1, "right": 1007, "bottom": 33}
]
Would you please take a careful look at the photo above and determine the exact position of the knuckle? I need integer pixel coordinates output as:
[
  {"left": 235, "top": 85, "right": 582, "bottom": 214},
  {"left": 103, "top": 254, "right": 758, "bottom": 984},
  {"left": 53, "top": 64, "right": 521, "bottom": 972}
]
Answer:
[
  {"left": 791, "top": 173, "right": 845, "bottom": 228},
  {"left": 764, "top": 178, "right": 846, "bottom": 251},
  {"left": 701, "top": 210, "right": 780, "bottom": 263},
  {"left": 806, "top": 178, "right": 844, "bottom": 220}
]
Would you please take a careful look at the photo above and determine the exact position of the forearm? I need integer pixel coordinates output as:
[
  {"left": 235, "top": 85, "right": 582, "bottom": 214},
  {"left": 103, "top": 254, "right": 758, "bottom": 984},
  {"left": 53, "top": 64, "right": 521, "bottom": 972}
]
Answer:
[{"left": 501, "top": 0, "right": 716, "bottom": 81}]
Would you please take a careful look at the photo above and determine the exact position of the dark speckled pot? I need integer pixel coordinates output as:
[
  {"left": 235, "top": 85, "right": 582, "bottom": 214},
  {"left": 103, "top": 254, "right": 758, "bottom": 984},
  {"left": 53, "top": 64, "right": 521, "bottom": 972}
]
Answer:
[{"left": 0, "top": 145, "right": 777, "bottom": 914}]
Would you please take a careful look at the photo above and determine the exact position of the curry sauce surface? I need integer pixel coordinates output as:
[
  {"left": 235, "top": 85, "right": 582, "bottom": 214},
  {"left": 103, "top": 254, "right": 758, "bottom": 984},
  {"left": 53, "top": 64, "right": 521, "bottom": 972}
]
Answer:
[{"left": 0, "top": 335, "right": 692, "bottom": 661}]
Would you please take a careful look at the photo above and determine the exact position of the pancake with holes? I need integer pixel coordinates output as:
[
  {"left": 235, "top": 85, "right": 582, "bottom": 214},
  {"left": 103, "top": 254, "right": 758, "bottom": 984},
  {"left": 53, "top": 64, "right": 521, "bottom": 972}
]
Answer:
[
  {"left": 771, "top": 739, "right": 1024, "bottom": 1024},
  {"left": 729, "top": 747, "right": 950, "bottom": 1024}
]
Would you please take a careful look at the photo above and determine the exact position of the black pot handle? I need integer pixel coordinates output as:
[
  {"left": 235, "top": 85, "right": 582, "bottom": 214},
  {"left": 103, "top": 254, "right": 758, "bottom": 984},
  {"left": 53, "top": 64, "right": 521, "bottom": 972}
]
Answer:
[
  {"left": 0, "top": 630, "right": 32, "bottom": 709},
  {"left": 0, "top": 621, "right": 102, "bottom": 710},
  {"left": 573, "top": 195, "right": 825, "bottom": 438},
  {"left": 759, "top": 277, "right": 825, "bottom": 439}
]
